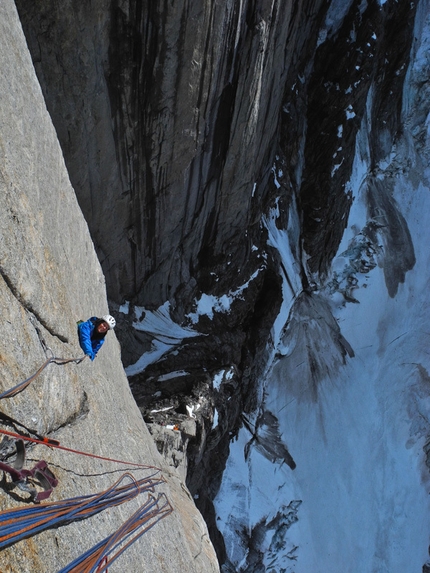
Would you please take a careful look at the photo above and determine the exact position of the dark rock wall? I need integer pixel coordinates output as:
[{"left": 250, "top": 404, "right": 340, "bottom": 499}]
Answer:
[
  {"left": 15, "top": 0, "right": 327, "bottom": 307},
  {"left": 15, "top": 0, "right": 417, "bottom": 305},
  {"left": 281, "top": 0, "right": 417, "bottom": 281}
]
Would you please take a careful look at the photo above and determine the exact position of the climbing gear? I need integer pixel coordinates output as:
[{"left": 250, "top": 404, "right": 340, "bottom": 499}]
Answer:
[
  {"left": 96, "top": 556, "right": 108, "bottom": 573},
  {"left": 0, "top": 427, "right": 161, "bottom": 470},
  {"left": 0, "top": 411, "right": 50, "bottom": 442},
  {"left": 102, "top": 315, "right": 116, "bottom": 329},
  {"left": 0, "top": 357, "right": 160, "bottom": 471},
  {"left": 0, "top": 472, "right": 167, "bottom": 549},
  {"left": 0, "top": 355, "right": 86, "bottom": 400},
  {"left": 0, "top": 439, "right": 58, "bottom": 502},
  {"left": 0, "top": 330, "right": 173, "bottom": 571},
  {"left": 58, "top": 492, "right": 173, "bottom": 572}
]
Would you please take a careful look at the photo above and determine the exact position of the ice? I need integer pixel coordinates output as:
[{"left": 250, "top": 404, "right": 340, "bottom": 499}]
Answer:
[
  {"left": 125, "top": 302, "right": 200, "bottom": 377},
  {"left": 216, "top": 173, "right": 430, "bottom": 571},
  {"left": 215, "top": 17, "right": 430, "bottom": 566}
]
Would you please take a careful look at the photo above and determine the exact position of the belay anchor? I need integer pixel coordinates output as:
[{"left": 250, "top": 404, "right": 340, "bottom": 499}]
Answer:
[{"left": 0, "top": 438, "right": 58, "bottom": 502}]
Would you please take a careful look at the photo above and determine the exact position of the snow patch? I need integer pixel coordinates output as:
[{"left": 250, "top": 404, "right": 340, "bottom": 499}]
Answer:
[
  {"left": 187, "top": 269, "right": 262, "bottom": 324},
  {"left": 156, "top": 370, "right": 189, "bottom": 382},
  {"left": 213, "top": 367, "right": 235, "bottom": 391},
  {"left": 345, "top": 105, "right": 356, "bottom": 119},
  {"left": 125, "top": 302, "right": 200, "bottom": 377}
]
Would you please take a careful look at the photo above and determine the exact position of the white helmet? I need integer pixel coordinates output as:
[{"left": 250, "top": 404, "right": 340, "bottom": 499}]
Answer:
[{"left": 102, "top": 314, "right": 116, "bottom": 329}]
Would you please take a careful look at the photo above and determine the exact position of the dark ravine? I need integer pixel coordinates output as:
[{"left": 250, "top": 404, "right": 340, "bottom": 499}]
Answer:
[{"left": 14, "top": 0, "right": 422, "bottom": 567}]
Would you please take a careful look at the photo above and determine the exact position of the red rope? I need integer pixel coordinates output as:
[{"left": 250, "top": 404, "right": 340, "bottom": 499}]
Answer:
[
  {"left": 0, "top": 428, "right": 161, "bottom": 471},
  {"left": 96, "top": 555, "right": 108, "bottom": 572}
]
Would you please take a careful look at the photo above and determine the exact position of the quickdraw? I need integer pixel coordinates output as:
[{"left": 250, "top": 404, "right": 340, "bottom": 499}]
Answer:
[{"left": 0, "top": 439, "right": 57, "bottom": 502}]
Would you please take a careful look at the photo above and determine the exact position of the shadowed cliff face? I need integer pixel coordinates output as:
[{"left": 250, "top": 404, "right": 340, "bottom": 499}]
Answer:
[
  {"left": 15, "top": 0, "right": 328, "bottom": 307},
  {"left": 14, "top": 0, "right": 421, "bottom": 567},
  {"left": 14, "top": 0, "right": 417, "bottom": 313},
  {"left": 291, "top": 0, "right": 417, "bottom": 280}
]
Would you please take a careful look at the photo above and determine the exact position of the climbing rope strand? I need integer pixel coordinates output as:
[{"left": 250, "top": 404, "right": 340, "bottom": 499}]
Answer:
[
  {"left": 0, "top": 476, "right": 132, "bottom": 542},
  {"left": 59, "top": 496, "right": 161, "bottom": 573},
  {"left": 0, "top": 473, "right": 167, "bottom": 549},
  {"left": 57, "top": 493, "right": 174, "bottom": 573},
  {"left": 0, "top": 427, "right": 162, "bottom": 471},
  {"left": 0, "top": 472, "right": 163, "bottom": 542},
  {"left": 0, "top": 473, "right": 161, "bottom": 536},
  {"left": 91, "top": 498, "right": 173, "bottom": 573},
  {"left": 95, "top": 495, "right": 173, "bottom": 573},
  {"left": 0, "top": 355, "right": 86, "bottom": 400}
]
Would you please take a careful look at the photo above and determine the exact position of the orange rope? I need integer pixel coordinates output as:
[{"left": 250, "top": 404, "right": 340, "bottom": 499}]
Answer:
[{"left": 0, "top": 428, "right": 161, "bottom": 471}]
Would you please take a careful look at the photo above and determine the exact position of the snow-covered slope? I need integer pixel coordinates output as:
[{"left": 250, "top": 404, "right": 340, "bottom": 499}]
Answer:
[{"left": 215, "top": 3, "right": 430, "bottom": 571}]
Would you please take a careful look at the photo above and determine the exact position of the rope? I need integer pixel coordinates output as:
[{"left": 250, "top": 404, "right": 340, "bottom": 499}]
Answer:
[
  {"left": 0, "top": 428, "right": 162, "bottom": 471},
  {"left": 0, "top": 355, "right": 86, "bottom": 400},
  {"left": 57, "top": 493, "right": 173, "bottom": 573},
  {"left": 96, "top": 556, "right": 108, "bottom": 573},
  {"left": 0, "top": 350, "right": 173, "bottom": 569},
  {"left": 0, "top": 411, "right": 49, "bottom": 442},
  {"left": 0, "top": 472, "right": 166, "bottom": 549}
]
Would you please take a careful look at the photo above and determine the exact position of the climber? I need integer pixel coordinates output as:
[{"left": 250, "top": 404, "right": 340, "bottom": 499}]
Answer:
[{"left": 77, "top": 315, "right": 116, "bottom": 361}]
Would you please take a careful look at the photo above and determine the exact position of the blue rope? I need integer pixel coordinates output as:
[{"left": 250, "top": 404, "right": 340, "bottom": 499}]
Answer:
[
  {"left": 57, "top": 493, "right": 173, "bottom": 573},
  {"left": 0, "top": 472, "right": 164, "bottom": 549}
]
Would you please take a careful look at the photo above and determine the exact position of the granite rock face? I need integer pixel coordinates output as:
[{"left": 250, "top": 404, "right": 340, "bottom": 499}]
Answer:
[
  {"left": 0, "top": 2, "right": 219, "bottom": 571},
  {"left": 12, "top": 0, "right": 424, "bottom": 568}
]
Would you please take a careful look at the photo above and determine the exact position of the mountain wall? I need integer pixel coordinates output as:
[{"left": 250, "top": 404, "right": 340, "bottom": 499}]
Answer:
[
  {"left": 0, "top": 1, "right": 219, "bottom": 571},
  {"left": 14, "top": 0, "right": 326, "bottom": 308},
  {"left": 10, "top": 0, "right": 430, "bottom": 570}
]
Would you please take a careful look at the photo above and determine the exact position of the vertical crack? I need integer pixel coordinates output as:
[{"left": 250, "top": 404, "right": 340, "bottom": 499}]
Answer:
[{"left": 0, "top": 265, "right": 69, "bottom": 343}]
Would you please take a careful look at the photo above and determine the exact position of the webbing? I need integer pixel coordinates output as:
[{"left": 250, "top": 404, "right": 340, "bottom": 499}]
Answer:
[{"left": 0, "top": 355, "right": 86, "bottom": 399}]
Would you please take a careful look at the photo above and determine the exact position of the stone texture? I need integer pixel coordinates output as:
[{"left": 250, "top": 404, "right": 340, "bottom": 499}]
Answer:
[
  {"left": 14, "top": 0, "right": 326, "bottom": 307},
  {"left": 0, "top": 2, "right": 219, "bottom": 571}
]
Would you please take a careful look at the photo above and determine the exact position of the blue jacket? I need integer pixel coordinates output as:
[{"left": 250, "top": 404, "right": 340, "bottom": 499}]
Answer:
[{"left": 77, "top": 317, "right": 105, "bottom": 361}]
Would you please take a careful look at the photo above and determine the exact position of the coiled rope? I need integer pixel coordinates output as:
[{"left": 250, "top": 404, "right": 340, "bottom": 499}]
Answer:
[
  {"left": 0, "top": 355, "right": 86, "bottom": 400},
  {"left": 0, "top": 352, "right": 174, "bottom": 570},
  {"left": 58, "top": 492, "right": 173, "bottom": 573},
  {"left": 0, "top": 472, "right": 165, "bottom": 549}
]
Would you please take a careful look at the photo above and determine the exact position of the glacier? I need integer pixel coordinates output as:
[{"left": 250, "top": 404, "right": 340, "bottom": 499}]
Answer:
[{"left": 214, "top": 7, "right": 430, "bottom": 572}]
